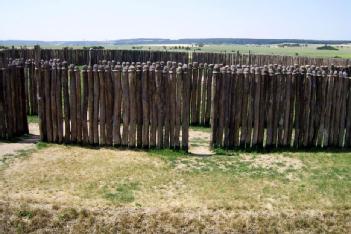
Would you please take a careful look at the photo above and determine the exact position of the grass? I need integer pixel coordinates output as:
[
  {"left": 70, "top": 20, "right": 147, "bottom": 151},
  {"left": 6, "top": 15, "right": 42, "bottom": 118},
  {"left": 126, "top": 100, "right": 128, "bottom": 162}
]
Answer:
[
  {"left": 0, "top": 143, "right": 350, "bottom": 232},
  {"left": 27, "top": 115, "right": 39, "bottom": 124}
]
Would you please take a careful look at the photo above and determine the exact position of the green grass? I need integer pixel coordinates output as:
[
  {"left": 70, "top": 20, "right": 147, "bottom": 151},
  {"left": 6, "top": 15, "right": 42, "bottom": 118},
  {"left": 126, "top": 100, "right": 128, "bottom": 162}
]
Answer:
[
  {"left": 27, "top": 115, "right": 39, "bottom": 124},
  {"left": 103, "top": 182, "right": 140, "bottom": 204},
  {"left": 1, "top": 144, "right": 350, "bottom": 232}
]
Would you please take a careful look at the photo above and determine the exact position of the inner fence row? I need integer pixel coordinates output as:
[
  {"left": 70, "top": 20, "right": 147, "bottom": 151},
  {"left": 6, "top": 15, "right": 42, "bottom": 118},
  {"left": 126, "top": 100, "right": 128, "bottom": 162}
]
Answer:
[
  {"left": 211, "top": 65, "right": 351, "bottom": 149},
  {"left": 36, "top": 62, "right": 191, "bottom": 150}
]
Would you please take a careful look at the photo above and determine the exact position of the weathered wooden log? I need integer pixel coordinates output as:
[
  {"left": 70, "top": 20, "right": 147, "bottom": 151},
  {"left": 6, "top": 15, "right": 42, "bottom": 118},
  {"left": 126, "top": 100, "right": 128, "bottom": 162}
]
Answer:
[
  {"left": 93, "top": 64, "right": 100, "bottom": 145},
  {"left": 190, "top": 62, "right": 198, "bottom": 125},
  {"left": 163, "top": 66, "right": 170, "bottom": 148},
  {"left": 210, "top": 64, "right": 220, "bottom": 147},
  {"left": 149, "top": 64, "right": 157, "bottom": 148},
  {"left": 69, "top": 64, "right": 77, "bottom": 143},
  {"left": 141, "top": 64, "right": 150, "bottom": 148},
  {"left": 338, "top": 71, "right": 347, "bottom": 147},
  {"left": 44, "top": 62, "right": 53, "bottom": 142},
  {"left": 128, "top": 65, "right": 137, "bottom": 148},
  {"left": 81, "top": 65, "right": 89, "bottom": 144},
  {"left": 121, "top": 65, "right": 130, "bottom": 147},
  {"left": 36, "top": 64, "right": 46, "bottom": 140},
  {"left": 56, "top": 63, "right": 63, "bottom": 143},
  {"left": 62, "top": 62, "right": 70, "bottom": 143},
  {"left": 87, "top": 65, "right": 94, "bottom": 144},
  {"left": 252, "top": 67, "right": 261, "bottom": 147},
  {"left": 50, "top": 63, "right": 58, "bottom": 142},
  {"left": 174, "top": 63, "right": 182, "bottom": 150},
  {"left": 98, "top": 65, "right": 106, "bottom": 146},
  {"left": 205, "top": 64, "right": 213, "bottom": 126},
  {"left": 136, "top": 64, "right": 143, "bottom": 148},
  {"left": 200, "top": 63, "right": 207, "bottom": 125},
  {"left": 75, "top": 66, "right": 82, "bottom": 144},
  {"left": 181, "top": 64, "right": 190, "bottom": 151},
  {"left": 240, "top": 67, "right": 249, "bottom": 147},
  {"left": 104, "top": 65, "right": 113, "bottom": 146},
  {"left": 169, "top": 65, "right": 176, "bottom": 148},
  {"left": 112, "top": 64, "right": 122, "bottom": 146},
  {"left": 196, "top": 63, "right": 203, "bottom": 124},
  {"left": 19, "top": 63, "right": 28, "bottom": 135},
  {"left": 155, "top": 63, "right": 163, "bottom": 148}
]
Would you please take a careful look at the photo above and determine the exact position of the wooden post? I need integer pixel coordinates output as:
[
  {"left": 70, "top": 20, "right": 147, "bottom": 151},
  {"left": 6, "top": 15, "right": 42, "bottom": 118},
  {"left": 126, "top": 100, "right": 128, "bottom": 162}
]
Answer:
[
  {"left": 201, "top": 63, "right": 207, "bottom": 125},
  {"left": 69, "top": 64, "right": 77, "bottom": 143},
  {"left": 104, "top": 65, "right": 113, "bottom": 146},
  {"left": 62, "top": 62, "right": 70, "bottom": 143},
  {"left": 141, "top": 64, "right": 150, "bottom": 148},
  {"left": 36, "top": 64, "right": 46, "bottom": 140},
  {"left": 163, "top": 66, "right": 170, "bottom": 148},
  {"left": 112, "top": 64, "right": 122, "bottom": 146},
  {"left": 205, "top": 64, "right": 213, "bottom": 126},
  {"left": 190, "top": 62, "right": 198, "bottom": 125},
  {"left": 50, "top": 63, "right": 58, "bottom": 142},
  {"left": 169, "top": 65, "right": 176, "bottom": 148},
  {"left": 24, "top": 61, "right": 30, "bottom": 114},
  {"left": 233, "top": 67, "right": 243, "bottom": 147},
  {"left": 223, "top": 66, "right": 233, "bottom": 148},
  {"left": 128, "top": 65, "right": 137, "bottom": 148},
  {"left": 252, "top": 67, "right": 261, "bottom": 147},
  {"left": 155, "top": 63, "right": 164, "bottom": 148},
  {"left": 121, "top": 65, "right": 130, "bottom": 147},
  {"left": 82, "top": 65, "right": 89, "bottom": 144},
  {"left": 0, "top": 68, "right": 5, "bottom": 138},
  {"left": 98, "top": 65, "right": 106, "bottom": 146},
  {"left": 44, "top": 62, "right": 53, "bottom": 142},
  {"left": 196, "top": 63, "right": 203, "bottom": 124},
  {"left": 93, "top": 64, "right": 100, "bottom": 145},
  {"left": 210, "top": 65, "right": 220, "bottom": 147},
  {"left": 75, "top": 66, "right": 82, "bottom": 144},
  {"left": 174, "top": 64, "right": 182, "bottom": 149},
  {"left": 149, "top": 64, "right": 157, "bottom": 148},
  {"left": 136, "top": 64, "right": 143, "bottom": 148},
  {"left": 182, "top": 64, "right": 190, "bottom": 151},
  {"left": 56, "top": 63, "right": 63, "bottom": 143},
  {"left": 87, "top": 65, "right": 94, "bottom": 144}
]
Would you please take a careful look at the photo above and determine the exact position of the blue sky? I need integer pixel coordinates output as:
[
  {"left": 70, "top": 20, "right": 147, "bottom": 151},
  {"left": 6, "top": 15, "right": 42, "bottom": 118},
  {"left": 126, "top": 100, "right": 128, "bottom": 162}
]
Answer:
[{"left": 1, "top": 0, "right": 350, "bottom": 41}]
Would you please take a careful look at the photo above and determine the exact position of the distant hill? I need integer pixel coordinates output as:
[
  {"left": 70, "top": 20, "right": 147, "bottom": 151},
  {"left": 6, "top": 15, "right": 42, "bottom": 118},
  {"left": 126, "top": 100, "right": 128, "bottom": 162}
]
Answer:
[{"left": 1, "top": 38, "right": 351, "bottom": 46}]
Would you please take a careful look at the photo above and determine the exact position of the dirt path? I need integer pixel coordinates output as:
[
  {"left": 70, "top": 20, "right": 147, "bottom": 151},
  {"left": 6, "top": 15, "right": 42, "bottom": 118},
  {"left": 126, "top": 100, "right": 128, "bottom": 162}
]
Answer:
[
  {"left": 0, "top": 123, "right": 213, "bottom": 156},
  {"left": 0, "top": 124, "right": 40, "bottom": 157},
  {"left": 188, "top": 128, "right": 214, "bottom": 156}
]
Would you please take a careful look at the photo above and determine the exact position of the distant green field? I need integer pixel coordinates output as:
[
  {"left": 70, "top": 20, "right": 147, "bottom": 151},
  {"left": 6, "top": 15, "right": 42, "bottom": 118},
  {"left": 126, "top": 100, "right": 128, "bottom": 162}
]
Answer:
[{"left": 35, "top": 43, "right": 351, "bottom": 59}]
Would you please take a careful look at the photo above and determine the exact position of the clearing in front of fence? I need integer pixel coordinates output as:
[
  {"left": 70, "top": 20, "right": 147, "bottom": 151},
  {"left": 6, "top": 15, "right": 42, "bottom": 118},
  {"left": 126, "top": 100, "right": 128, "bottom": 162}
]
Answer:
[{"left": 0, "top": 125, "right": 350, "bottom": 232}]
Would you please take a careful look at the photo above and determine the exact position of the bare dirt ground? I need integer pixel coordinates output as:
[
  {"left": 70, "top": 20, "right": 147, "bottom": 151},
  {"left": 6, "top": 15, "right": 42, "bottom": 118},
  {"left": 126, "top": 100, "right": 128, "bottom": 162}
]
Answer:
[{"left": 0, "top": 124, "right": 39, "bottom": 157}]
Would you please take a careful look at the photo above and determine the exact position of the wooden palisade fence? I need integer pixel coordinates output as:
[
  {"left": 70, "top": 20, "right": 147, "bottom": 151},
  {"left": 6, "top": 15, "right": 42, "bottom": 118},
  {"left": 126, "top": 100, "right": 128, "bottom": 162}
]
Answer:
[
  {"left": 36, "top": 61, "right": 191, "bottom": 150},
  {"left": 1, "top": 46, "right": 350, "bottom": 67},
  {"left": 0, "top": 60, "right": 29, "bottom": 139},
  {"left": 210, "top": 64, "right": 351, "bottom": 149}
]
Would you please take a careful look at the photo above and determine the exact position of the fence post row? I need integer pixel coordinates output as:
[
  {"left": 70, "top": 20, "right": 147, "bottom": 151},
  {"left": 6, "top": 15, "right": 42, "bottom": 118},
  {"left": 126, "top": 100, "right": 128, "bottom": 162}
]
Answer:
[
  {"left": 31, "top": 60, "right": 192, "bottom": 150},
  {"left": 210, "top": 64, "right": 351, "bottom": 149}
]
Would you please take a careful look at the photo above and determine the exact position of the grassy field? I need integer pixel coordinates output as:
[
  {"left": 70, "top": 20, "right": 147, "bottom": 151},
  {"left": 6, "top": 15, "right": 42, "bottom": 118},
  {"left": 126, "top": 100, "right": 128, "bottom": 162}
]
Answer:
[
  {"left": 0, "top": 125, "right": 350, "bottom": 233},
  {"left": 35, "top": 43, "right": 351, "bottom": 59}
]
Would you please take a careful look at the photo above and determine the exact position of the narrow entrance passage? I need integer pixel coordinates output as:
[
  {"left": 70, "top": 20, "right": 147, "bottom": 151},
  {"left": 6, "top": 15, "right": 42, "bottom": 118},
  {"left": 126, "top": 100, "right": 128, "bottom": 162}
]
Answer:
[{"left": 188, "top": 126, "right": 214, "bottom": 156}]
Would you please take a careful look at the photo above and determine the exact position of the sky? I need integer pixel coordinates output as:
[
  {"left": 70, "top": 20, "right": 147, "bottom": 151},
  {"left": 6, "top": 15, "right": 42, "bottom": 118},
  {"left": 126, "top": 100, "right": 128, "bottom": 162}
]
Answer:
[{"left": 0, "top": 0, "right": 350, "bottom": 41}]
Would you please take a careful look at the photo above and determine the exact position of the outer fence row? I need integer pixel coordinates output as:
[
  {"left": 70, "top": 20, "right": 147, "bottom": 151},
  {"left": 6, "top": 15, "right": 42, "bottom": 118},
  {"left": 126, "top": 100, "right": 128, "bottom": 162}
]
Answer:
[
  {"left": 0, "top": 63, "right": 28, "bottom": 139},
  {"left": 192, "top": 52, "right": 351, "bottom": 67},
  {"left": 1, "top": 47, "right": 350, "bottom": 67},
  {"left": 211, "top": 65, "right": 351, "bottom": 149},
  {"left": 36, "top": 62, "right": 191, "bottom": 150}
]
